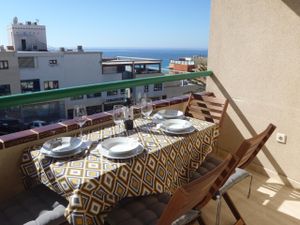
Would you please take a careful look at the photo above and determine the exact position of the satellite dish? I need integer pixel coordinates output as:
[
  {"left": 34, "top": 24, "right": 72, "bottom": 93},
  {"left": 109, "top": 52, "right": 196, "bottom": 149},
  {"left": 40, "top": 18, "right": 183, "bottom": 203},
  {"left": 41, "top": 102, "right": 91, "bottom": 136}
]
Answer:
[{"left": 13, "top": 17, "right": 18, "bottom": 24}]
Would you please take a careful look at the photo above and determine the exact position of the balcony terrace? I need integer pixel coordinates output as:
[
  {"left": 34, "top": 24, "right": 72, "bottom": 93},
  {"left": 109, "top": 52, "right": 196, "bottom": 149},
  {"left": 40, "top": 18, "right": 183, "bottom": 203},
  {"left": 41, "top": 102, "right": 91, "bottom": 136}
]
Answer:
[
  {"left": 0, "top": 68, "right": 298, "bottom": 225},
  {"left": 1, "top": 0, "right": 300, "bottom": 224}
]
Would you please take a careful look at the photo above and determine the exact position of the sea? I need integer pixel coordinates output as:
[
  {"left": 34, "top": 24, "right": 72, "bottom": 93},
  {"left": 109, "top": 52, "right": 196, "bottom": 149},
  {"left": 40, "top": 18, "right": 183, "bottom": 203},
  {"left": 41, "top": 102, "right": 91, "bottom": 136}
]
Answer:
[{"left": 89, "top": 48, "right": 208, "bottom": 71}]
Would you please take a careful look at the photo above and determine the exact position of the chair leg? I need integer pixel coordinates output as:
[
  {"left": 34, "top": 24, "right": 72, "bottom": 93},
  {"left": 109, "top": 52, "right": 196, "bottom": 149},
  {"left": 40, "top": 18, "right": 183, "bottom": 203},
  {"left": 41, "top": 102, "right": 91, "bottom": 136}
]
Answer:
[
  {"left": 223, "top": 192, "right": 247, "bottom": 225},
  {"left": 247, "top": 174, "right": 253, "bottom": 199},
  {"left": 215, "top": 194, "right": 222, "bottom": 225}
]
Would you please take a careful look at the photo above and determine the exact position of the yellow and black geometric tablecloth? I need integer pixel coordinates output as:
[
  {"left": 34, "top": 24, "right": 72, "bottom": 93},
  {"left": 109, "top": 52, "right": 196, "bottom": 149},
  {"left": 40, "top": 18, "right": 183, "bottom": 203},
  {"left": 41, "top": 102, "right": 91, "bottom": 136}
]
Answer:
[{"left": 20, "top": 118, "right": 218, "bottom": 225}]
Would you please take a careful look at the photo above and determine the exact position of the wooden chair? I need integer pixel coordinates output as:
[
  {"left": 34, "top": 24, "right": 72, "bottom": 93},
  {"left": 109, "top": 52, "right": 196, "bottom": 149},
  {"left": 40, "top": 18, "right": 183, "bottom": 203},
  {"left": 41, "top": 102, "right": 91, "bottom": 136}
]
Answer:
[
  {"left": 104, "top": 155, "right": 232, "bottom": 225},
  {"left": 192, "top": 123, "right": 276, "bottom": 225},
  {"left": 184, "top": 92, "right": 229, "bottom": 128}
]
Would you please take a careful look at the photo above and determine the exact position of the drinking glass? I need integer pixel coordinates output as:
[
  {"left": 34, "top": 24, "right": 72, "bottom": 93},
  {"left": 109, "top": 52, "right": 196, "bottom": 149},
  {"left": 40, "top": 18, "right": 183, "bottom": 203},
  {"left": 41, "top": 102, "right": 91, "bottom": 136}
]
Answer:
[
  {"left": 73, "top": 105, "right": 87, "bottom": 139},
  {"left": 141, "top": 98, "right": 153, "bottom": 119},
  {"left": 113, "top": 105, "right": 125, "bottom": 133},
  {"left": 135, "top": 91, "right": 143, "bottom": 106}
]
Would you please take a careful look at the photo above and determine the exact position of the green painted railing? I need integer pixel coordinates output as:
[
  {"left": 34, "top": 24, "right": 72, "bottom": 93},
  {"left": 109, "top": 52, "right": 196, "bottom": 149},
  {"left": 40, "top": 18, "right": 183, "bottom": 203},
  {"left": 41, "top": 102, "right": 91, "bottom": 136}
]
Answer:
[{"left": 0, "top": 71, "right": 211, "bottom": 109}]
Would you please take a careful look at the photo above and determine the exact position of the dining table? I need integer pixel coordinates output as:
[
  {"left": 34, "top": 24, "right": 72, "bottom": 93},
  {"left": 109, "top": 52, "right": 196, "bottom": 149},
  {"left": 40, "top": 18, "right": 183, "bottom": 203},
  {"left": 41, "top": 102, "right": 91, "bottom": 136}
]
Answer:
[{"left": 20, "top": 117, "right": 219, "bottom": 225}]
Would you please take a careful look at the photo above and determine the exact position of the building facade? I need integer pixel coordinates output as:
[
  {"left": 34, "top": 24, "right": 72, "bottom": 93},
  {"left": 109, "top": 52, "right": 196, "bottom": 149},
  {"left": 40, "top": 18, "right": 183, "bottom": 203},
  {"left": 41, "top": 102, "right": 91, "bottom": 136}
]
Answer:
[
  {"left": 17, "top": 50, "right": 104, "bottom": 121},
  {"left": 0, "top": 50, "right": 21, "bottom": 95},
  {"left": 0, "top": 50, "right": 22, "bottom": 120}
]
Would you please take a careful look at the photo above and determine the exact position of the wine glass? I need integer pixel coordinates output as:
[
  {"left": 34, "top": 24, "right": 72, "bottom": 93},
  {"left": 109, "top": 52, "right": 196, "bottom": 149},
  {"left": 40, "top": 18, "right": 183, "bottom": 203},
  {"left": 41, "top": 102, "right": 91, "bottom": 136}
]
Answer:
[
  {"left": 134, "top": 91, "right": 143, "bottom": 117},
  {"left": 141, "top": 98, "right": 153, "bottom": 119},
  {"left": 113, "top": 105, "right": 125, "bottom": 134},
  {"left": 135, "top": 91, "right": 142, "bottom": 106},
  {"left": 73, "top": 105, "right": 87, "bottom": 139}
]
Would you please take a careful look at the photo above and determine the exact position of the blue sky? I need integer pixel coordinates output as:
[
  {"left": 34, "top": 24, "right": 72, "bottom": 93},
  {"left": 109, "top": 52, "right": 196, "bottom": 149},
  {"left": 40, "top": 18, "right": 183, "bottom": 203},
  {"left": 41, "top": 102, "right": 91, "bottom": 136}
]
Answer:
[{"left": 0, "top": 0, "right": 210, "bottom": 49}]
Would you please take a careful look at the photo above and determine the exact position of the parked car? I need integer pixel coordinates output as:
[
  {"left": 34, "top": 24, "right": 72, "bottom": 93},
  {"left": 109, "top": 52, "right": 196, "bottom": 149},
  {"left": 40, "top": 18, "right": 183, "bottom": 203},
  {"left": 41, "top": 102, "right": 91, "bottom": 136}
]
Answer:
[
  {"left": 0, "top": 118, "right": 29, "bottom": 135},
  {"left": 29, "top": 120, "right": 48, "bottom": 128}
]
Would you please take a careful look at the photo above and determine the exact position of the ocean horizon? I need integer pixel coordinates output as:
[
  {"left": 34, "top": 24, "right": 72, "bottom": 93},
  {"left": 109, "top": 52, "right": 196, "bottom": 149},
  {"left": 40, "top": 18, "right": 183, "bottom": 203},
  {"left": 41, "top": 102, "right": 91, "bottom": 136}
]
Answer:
[{"left": 88, "top": 48, "right": 208, "bottom": 69}]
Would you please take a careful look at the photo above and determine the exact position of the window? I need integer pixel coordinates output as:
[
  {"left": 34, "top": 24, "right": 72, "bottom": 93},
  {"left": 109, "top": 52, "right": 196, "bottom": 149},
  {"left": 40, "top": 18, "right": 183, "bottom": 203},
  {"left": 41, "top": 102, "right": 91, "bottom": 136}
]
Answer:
[
  {"left": 105, "top": 97, "right": 124, "bottom": 103},
  {"left": 103, "top": 66, "right": 117, "bottom": 74},
  {"left": 151, "top": 97, "right": 161, "bottom": 101},
  {"left": 87, "top": 92, "right": 102, "bottom": 98},
  {"left": 120, "top": 89, "right": 125, "bottom": 95},
  {"left": 70, "top": 95, "right": 84, "bottom": 101},
  {"left": 44, "top": 80, "right": 59, "bottom": 90},
  {"left": 21, "top": 79, "right": 40, "bottom": 93},
  {"left": 107, "top": 90, "right": 118, "bottom": 96},
  {"left": 0, "top": 60, "right": 9, "bottom": 70},
  {"left": 0, "top": 84, "right": 11, "bottom": 96},
  {"left": 144, "top": 85, "right": 149, "bottom": 93},
  {"left": 18, "top": 57, "right": 35, "bottom": 68},
  {"left": 49, "top": 59, "right": 58, "bottom": 65},
  {"left": 86, "top": 105, "right": 102, "bottom": 115},
  {"left": 21, "top": 39, "right": 26, "bottom": 50},
  {"left": 154, "top": 83, "right": 163, "bottom": 91},
  {"left": 117, "top": 65, "right": 125, "bottom": 73}
]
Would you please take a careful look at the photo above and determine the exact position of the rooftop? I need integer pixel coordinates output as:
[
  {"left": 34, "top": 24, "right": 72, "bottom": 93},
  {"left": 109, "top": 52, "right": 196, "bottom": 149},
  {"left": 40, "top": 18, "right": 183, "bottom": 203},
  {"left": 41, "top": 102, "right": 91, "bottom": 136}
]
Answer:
[{"left": 102, "top": 57, "right": 161, "bottom": 66}]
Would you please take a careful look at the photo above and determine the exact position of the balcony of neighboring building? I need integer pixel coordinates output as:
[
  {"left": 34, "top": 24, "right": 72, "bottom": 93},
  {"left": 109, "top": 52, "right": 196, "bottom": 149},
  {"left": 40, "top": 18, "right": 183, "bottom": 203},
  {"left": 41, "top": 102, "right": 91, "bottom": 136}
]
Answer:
[{"left": 102, "top": 56, "right": 162, "bottom": 79}]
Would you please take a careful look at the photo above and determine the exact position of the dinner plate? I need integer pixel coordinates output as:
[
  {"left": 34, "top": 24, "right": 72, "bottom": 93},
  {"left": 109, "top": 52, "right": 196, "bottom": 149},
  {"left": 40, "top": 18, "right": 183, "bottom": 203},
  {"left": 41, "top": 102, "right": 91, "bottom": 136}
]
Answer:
[
  {"left": 156, "top": 109, "right": 184, "bottom": 119},
  {"left": 160, "top": 125, "right": 196, "bottom": 135},
  {"left": 41, "top": 137, "right": 86, "bottom": 158},
  {"left": 41, "top": 145, "right": 87, "bottom": 158},
  {"left": 98, "top": 137, "right": 144, "bottom": 159},
  {"left": 160, "top": 119, "right": 193, "bottom": 132}
]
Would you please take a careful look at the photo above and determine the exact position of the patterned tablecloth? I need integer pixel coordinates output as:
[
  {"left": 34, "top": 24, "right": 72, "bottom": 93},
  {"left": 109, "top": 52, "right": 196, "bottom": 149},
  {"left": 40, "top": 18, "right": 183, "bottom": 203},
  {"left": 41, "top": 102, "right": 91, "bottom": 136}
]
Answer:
[{"left": 20, "top": 118, "right": 218, "bottom": 225}]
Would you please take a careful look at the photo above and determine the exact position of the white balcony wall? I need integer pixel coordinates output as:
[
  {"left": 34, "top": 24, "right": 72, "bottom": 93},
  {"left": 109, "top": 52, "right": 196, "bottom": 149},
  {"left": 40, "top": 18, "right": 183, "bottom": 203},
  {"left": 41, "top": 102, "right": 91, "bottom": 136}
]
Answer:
[{"left": 208, "top": 0, "right": 300, "bottom": 187}]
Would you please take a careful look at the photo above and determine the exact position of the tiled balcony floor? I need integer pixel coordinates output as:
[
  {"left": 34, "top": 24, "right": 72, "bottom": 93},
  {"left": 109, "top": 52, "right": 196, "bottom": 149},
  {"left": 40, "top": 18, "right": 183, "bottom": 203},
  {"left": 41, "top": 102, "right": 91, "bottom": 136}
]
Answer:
[{"left": 200, "top": 170, "right": 300, "bottom": 225}]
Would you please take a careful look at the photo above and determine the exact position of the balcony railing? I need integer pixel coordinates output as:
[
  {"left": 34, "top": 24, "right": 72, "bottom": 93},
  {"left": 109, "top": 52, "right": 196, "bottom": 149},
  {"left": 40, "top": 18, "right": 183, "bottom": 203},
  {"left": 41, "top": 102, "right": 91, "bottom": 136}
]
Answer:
[{"left": 0, "top": 71, "right": 211, "bottom": 109}]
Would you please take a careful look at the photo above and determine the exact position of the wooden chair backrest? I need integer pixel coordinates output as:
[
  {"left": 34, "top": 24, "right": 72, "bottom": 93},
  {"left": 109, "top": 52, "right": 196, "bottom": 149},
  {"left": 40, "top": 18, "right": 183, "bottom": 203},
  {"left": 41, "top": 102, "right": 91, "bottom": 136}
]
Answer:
[
  {"left": 213, "top": 124, "right": 276, "bottom": 190},
  {"left": 185, "top": 93, "right": 229, "bottom": 128},
  {"left": 157, "top": 155, "right": 231, "bottom": 225},
  {"left": 198, "top": 123, "right": 276, "bottom": 207},
  {"left": 235, "top": 123, "right": 276, "bottom": 169}
]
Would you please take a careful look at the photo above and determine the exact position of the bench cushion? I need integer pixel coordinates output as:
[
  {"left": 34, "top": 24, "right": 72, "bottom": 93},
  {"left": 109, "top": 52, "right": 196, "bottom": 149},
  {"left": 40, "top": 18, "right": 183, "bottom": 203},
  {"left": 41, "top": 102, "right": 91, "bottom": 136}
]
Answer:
[
  {"left": 105, "top": 193, "right": 199, "bottom": 225},
  {"left": 0, "top": 185, "right": 68, "bottom": 225},
  {"left": 191, "top": 155, "right": 251, "bottom": 195}
]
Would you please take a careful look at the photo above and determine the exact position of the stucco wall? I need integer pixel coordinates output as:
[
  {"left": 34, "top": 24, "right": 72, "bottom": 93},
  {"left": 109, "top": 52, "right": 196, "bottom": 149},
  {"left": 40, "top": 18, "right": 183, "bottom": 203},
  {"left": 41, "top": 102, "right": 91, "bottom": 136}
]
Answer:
[{"left": 207, "top": 0, "right": 300, "bottom": 187}]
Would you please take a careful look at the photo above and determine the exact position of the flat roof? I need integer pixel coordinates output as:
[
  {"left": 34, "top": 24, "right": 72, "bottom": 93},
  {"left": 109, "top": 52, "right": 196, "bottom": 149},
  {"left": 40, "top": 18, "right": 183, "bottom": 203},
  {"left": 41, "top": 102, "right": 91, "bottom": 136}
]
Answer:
[{"left": 102, "top": 60, "right": 161, "bottom": 66}]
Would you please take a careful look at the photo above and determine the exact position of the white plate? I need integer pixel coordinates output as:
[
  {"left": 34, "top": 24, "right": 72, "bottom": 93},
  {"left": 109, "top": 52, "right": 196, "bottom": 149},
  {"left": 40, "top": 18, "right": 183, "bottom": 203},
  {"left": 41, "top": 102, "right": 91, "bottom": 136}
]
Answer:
[
  {"left": 98, "top": 138, "right": 144, "bottom": 159},
  {"left": 160, "top": 119, "right": 193, "bottom": 132},
  {"left": 42, "top": 137, "right": 83, "bottom": 155},
  {"left": 160, "top": 125, "right": 196, "bottom": 135},
  {"left": 41, "top": 138, "right": 87, "bottom": 158},
  {"left": 100, "top": 137, "right": 141, "bottom": 157},
  {"left": 157, "top": 109, "right": 184, "bottom": 119},
  {"left": 98, "top": 144, "right": 144, "bottom": 159}
]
